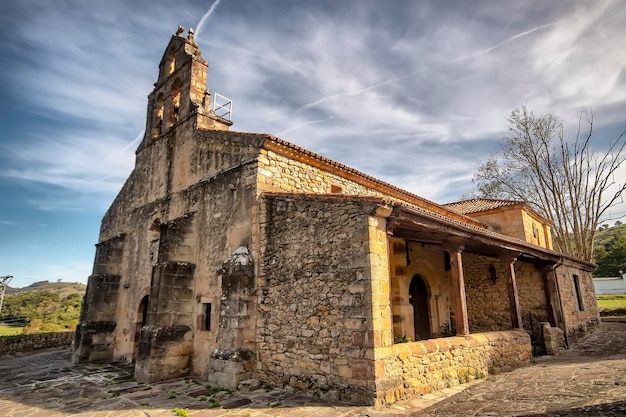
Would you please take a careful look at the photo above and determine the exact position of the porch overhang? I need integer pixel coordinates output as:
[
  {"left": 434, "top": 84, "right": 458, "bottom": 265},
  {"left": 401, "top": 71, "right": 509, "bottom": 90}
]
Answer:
[{"left": 386, "top": 205, "right": 591, "bottom": 268}]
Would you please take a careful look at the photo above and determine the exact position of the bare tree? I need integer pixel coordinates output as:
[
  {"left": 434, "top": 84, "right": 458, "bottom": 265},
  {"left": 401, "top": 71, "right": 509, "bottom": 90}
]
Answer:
[{"left": 473, "top": 106, "right": 626, "bottom": 262}]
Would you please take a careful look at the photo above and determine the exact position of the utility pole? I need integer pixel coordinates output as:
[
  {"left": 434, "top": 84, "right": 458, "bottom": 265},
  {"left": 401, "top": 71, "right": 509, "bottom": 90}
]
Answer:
[{"left": 0, "top": 275, "right": 13, "bottom": 315}]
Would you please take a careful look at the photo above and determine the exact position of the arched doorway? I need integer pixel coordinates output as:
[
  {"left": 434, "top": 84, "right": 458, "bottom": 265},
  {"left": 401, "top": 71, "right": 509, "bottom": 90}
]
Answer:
[
  {"left": 409, "top": 274, "right": 430, "bottom": 340},
  {"left": 132, "top": 295, "right": 149, "bottom": 363}
]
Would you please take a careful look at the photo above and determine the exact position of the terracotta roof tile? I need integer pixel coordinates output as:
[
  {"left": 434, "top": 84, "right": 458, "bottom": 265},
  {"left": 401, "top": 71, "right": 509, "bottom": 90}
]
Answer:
[
  {"left": 443, "top": 198, "right": 525, "bottom": 215},
  {"left": 258, "top": 134, "right": 485, "bottom": 228}
]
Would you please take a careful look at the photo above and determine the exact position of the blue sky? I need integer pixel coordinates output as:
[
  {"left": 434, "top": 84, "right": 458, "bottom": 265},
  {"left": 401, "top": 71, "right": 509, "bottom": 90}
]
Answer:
[{"left": 1, "top": 0, "right": 625, "bottom": 288}]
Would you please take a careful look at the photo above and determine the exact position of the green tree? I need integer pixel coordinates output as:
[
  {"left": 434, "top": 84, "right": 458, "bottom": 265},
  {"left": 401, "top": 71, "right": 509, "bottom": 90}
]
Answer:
[
  {"left": 0, "top": 291, "right": 82, "bottom": 332},
  {"left": 594, "top": 234, "right": 626, "bottom": 277},
  {"left": 473, "top": 106, "right": 626, "bottom": 262}
]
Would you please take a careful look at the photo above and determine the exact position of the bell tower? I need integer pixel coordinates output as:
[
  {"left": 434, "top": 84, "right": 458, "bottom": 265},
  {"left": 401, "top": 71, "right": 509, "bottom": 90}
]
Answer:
[{"left": 139, "top": 26, "right": 232, "bottom": 151}]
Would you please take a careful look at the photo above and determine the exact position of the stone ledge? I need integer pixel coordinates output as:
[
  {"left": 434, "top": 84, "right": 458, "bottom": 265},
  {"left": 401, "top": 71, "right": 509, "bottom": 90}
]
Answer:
[{"left": 374, "top": 330, "right": 532, "bottom": 407}]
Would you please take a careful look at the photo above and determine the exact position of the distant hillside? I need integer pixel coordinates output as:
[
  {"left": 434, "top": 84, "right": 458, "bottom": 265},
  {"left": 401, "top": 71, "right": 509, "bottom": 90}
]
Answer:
[
  {"left": 594, "top": 223, "right": 626, "bottom": 254},
  {"left": 6, "top": 281, "right": 86, "bottom": 297}
]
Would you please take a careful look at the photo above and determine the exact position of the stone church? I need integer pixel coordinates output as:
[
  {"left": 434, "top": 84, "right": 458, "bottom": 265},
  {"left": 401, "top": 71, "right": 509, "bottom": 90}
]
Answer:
[{"left": 73, "top": 28, "right": 600, "bottom": 406}]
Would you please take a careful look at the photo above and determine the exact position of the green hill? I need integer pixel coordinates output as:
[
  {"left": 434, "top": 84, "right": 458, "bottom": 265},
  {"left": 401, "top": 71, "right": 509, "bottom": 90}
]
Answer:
[
  {"left": 6, "top": 281, "right": 86, "bottom": 297},
  {"left": 1, "top": 281, "right": 86, "bottom": 335},
  {"left": 594, "top": 223, "right": 626, "bottom": 253}
]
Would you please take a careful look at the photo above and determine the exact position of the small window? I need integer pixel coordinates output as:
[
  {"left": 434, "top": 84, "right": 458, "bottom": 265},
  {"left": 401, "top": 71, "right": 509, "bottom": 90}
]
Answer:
[
  {"left": 330, "top": 184, "right": 343, "bottom": 194},
  {"left": 200, "top": 302, "right": 212, "bottom": 331},
  {"left": 573, "top": 275, "right": 584, "bottom": 311}
]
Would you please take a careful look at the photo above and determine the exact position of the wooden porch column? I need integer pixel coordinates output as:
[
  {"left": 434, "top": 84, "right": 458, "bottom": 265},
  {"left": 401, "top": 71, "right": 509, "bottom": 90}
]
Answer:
[
  {"left": 501, "top": 255, "right": 523, "bottom": 329},
  {"left": 448, "top": 244, "right": 469, "bottom": 336},
  {"left": 540, "top": 264, "right": 561, "bottom": 327}
]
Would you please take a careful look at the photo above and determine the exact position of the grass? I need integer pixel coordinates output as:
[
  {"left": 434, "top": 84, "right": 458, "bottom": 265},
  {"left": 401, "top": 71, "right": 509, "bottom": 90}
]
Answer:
[
  {"left": 0, "top": 325, "right": 23, "bottom": 336},
  {"left": 172, "top": 408, "right": 189, "bottom": 417},
  {"left": 596, "top": 294, "right": 626, "bottom": 316},
  {"left": 205, "top": 385, "right": 231, "bottom": 395}
]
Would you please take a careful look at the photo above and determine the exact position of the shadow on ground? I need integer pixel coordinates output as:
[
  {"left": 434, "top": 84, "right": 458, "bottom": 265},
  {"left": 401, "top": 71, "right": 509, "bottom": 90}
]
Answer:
[
  {"left": 0, "top": 348, "right": 381, "bottom": 416},
  {"left": 516, "top": 399, "right": 626, "bottom": 417},
  {"left": 1, "top": 322, "right": 626, "bottom": 416}
]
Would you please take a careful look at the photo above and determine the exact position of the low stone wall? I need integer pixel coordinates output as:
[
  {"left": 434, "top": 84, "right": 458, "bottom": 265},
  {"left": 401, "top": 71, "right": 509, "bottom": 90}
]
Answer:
[
  {"left": 0, "top": 332, "right": 74, "bottom": 356},
  {"left": 374, "top": 330, "right": 531, "bottom": 407}
]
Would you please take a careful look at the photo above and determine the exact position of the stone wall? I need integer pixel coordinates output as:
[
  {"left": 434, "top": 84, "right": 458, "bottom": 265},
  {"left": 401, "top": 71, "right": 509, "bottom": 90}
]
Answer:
[
  {"left": 134, "top": 261, "right": 195, "bottom": 383},
  {"left": 73, "top": 235, "right": 124, "bottom": 364},
  {"left": 0, "top": 332, "right": 74, "bottom": 356},
  {"left": 463, "top": 254, "right": 550, "bottom": 335},
  {"left": 76, "top": 124, "right": 261, "bottom": 371},
  {"left": 556, "top": 261, "right": 600, "bottom": 343},
  {"left": 466, "top": 207, "right": 552, "bottom": 250},
  {"left": 258, "top": 149, "right": 383, "bottom": 195},
  {"left": 516, "top": 262, "right": 549, "bottom": 322},
  {"left": 388, "top": 238, "right": 453, "bottom": 341},
  {"left": 102, "top": 128, "right": 265, "bottom": 236},
  {"left": 373, "top": 330, "right": 531, "bottom": 407},
  {"left": 256, "top": 148, "right": 473, "bottom": 229},
  {"left": 463, "top": 253, "right": 510, "bottom": 332},
  {"left": 257, "top": 195, "right": 384, "bottom": 404}
]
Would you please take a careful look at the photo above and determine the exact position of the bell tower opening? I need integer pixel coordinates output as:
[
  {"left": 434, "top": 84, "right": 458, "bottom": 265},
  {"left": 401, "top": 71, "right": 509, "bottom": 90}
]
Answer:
[
  {"left": 166, "top": 47, "right": 176, "bottom": 76},
  {"left": 152, "top": 93, "right": 165, "bottom": 138},
  {"left": 138, "top": 26, "right": 233, "bottom": 152},
  {"left": 166, "top": 78, "right": 181, "bottom": 129}
]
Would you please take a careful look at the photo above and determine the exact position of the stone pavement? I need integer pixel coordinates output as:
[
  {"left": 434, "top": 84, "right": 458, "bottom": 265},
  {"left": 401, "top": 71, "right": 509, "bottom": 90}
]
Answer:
[{"left": 0, "top": 321, "right": 625, "bottom": 417}]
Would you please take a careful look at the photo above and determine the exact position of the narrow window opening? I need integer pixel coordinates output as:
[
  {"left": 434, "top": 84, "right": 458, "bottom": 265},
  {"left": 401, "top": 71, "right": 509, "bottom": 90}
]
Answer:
[
  {"left": 573, "top": 275, "right": 584, "bottom": 311},
  {"left": 443, "top": 251, "right": 451, "bottom": 271},
  {"left": 330, "top": 184, "right": 343, "bottom": 194},
  {"left": 201, "top": 302, "right": 212, "bottom": 331}
]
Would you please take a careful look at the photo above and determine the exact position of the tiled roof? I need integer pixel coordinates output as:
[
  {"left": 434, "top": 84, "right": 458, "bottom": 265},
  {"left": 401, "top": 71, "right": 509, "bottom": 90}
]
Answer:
[
  {"left": 261, "top": 193, "right": 595, "bottom": 269},
  {"left": 443, "top": 198, "right": 525, "bottom": 215},
  {"left": 260, "top": 134, "right": 485, "bottom": 228}
]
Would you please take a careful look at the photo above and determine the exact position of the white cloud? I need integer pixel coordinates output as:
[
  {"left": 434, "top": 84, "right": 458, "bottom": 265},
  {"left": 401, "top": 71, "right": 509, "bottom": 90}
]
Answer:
[
  {"left": 530, "top": 1, "right": 626, "bottom": 112},
  {"left": 2, "top": 0, "right": 626, "bottom": 208},
  {"left": 42, "top": 263, "right": 92, "bottom": 284},
  {"left": 3, "top": 131, "right": 138, "bottom": 192}
]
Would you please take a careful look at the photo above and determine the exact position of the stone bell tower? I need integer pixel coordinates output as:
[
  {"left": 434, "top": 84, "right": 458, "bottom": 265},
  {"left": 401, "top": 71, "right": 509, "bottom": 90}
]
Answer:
[{"left": 139, "top": 26, "right": 232, "bottom": 151}]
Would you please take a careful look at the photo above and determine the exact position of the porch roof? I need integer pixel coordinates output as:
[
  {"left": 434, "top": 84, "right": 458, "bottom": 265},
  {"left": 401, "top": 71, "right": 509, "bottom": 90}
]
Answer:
[{"left": 388, "top": 204, "right": 595, "bottom": 269}]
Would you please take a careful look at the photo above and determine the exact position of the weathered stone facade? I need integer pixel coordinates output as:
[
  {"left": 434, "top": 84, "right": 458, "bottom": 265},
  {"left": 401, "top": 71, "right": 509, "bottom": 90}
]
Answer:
[
  {"left": 556, "top": 260, "right": 600, "bottom": 344},
  {"left": 257, "top": 196, "right": 381, "bottom": 403},
  {"left": 74, "top": 28, "right": 600, "bottom": 407}
]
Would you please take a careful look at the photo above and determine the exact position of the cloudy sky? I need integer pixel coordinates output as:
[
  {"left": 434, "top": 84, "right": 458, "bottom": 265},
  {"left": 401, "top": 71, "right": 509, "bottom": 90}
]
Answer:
[{"left": 1, "top": 0, "right": 625, "bottom": 287}]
